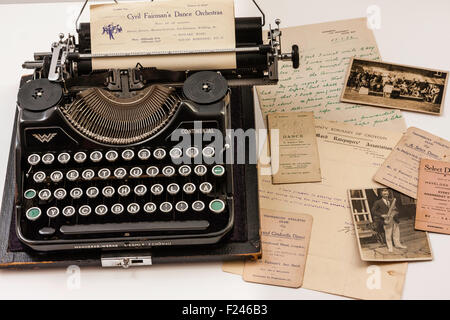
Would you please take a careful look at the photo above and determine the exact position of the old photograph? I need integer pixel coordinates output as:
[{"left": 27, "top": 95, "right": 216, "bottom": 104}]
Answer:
[
  {"left": 348, "top": 188, "right": 432, "bottom": 262},
  {"left": 341, "top": 58, "right": 448, "bottom": 115}
]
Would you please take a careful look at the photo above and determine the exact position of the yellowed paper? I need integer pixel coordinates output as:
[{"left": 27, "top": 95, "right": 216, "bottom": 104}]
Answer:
[
  {"left": 224, "top": 120, "right": 407, "bottom": 300},
  {"left": 256, "top": 18, "right": 406, "bottom": 131},
  {"left": 243, "top": 210, "right": 312, "bottom": 288},
  {"left": 374, "top": 127, "right": 450, "bottom": 199},
  {"left": 90, "top": 0, "right": 236, "bottom": 70},
  {"left": 268, "top": 112, "right": 321, "bottom": 184}
]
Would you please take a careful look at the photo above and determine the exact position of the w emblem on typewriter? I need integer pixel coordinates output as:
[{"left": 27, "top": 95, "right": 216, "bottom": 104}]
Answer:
[
  {"left": 32, "top": 133, "right": 57, "bottom": 143},
  {"left": 102, "top": 23, "right": 123, "bottom": 40}
]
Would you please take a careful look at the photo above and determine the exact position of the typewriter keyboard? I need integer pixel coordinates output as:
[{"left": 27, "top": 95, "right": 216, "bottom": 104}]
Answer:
[{"left": 20, "top": 146, "right": 232, "bottom": 242}]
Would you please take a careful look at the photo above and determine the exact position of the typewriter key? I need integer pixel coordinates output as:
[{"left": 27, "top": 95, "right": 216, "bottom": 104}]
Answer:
[
  {"left": 134, "top": 185, "right": 147, "bottom": 196},
  {"left": 194, "top": 165, "right": 207, "bottom": 177},
  {"left": 79, "top": 205, "right": 91, "bottom": 216},
  {"left": 169, "top": 147, "right": 183, "bottom": 159},
  {"left": 212, "top": 165, "right": 225, "bottom": 177},
  {"left": 33, "top": 171, "right": 46, "bottom": 183},
  {"left": 70, "top": 188, "right": 83, "bottom": 199},
  {"left": 105, "top": 150, "right": 119, "bottom": 162},
  {"left": 175, "top": 201, "right": 189, "bottom": 213},
  {"left": 127, "top": 203, "right": 140, "bottom": 214},
  {"left": 138, "top": 149, "right": 151, "bottom": 161},
  {"left": 98, "top": 168, "right": 111, "bottom": 179},
  {"left": 114, "top": 168, "right": 127, "bottom": 179},
  {"left": 74, "top": 152, "right": 87, "bottom": 163},
  {"left": 57, "top": 152, "right": 70, "bottom": 164},
  {"left": 153, "top": 148, "right": 166, "bottom": 160},
  {"left": 146, "top": 166, "right": 159, "bottom": 177},
  {"left": 183, "top": 183, "right": 196, "bottom": 195},
  {"left": 24, "top": 189, "right": 37, "bottom": 200},
  {"left": 62, "top": 206, "right": 76, "bottom": 217},
  {"left": 102, "top": 186, "right": 115, "bottom": 198},
  {"left": 66, "top": 170, "right": 79, "bottom": 181},
  {"left": 202, "top": 146, "right": 215, "bottom": 158},
  {"left": 42, "top": 153, "right": 55, "bottom": 165},
  {"left": 54, "top": 188, "right": 67, "bottom": 200},
  {"left": 82, "top": 169, "right": 95, "bottom": 180},
  {"left": 178, "top": 165, "right": 191, "bottom": 177},
  {"left": 144, "top": 202, "right": 157, "bottom": 213},
  {"left": 186, "top": 147, "right": 199, "bottom": 158},
  {"left": 192, "top": 200, "right": 205, "bottom": 212},
  {"left": 209, "top": 199, "right": 225, "bottom": 214},
  {"left": 199, "top": 182, "right": 213, "bottom": 194},
  {"left": 50, "top": 171, "right": 63, "bottom": 183},
  {"left": 122, "top": 149, "right": 135, "bottom": 161},
  {"left": 130, "top": 167, "right": 143, "bottom": 178},
  {"left": 162, "top": 166, "right": 176, "bottom": 177},
  {"left": 150, "top": 184, "right": 164, "bottom": 196},
  {"left": 26, "top": 207, "right": 41, "bottom": 221},
  {"left": 38, "top": 189, "right": 52, "bottom": 201},
  {"left": 28, "top": 153, "right": 41, "bottom": 166},
  {"left": 90, "top": 151, "right": 103, "bottom": 163},
  {"left": 95, "top": 205, "right": 108, "bottom": 216},
  {"left": 167, "top": 183, "right": 180, "bottom": 195},
  {"left": 160, "top": 202, "right": 173, "bottom": 213},
  {"left": 46, "top": 207, "right": 60, "bottom": 218},
  {"left": 111, "top": 204, "right": 124, "bottom": 215},
  {"left": 118, "top": 185, "right": 131, "bottom": 197},
  {"left": 86, "top": 187, "right": 99, "bottom": 199}
]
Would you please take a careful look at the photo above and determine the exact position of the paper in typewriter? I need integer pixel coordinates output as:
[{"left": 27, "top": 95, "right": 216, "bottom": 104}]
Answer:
[
  {"left": 90, "top": 0, "right": 236, "bottom": 71},
  {"left": 256, "top": 18, "right": 406, "bottom": 131},
  {"left": 224, "top": 120, "right": 407, "bottom": 299}
]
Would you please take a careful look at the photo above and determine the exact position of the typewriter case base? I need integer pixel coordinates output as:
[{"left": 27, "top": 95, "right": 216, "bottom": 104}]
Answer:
[{"left": 0, "top": 85, "right": 261, "bottom": 268}]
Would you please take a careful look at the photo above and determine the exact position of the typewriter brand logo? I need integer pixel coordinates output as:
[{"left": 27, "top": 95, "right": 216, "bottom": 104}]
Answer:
[
  {"left": 102, "top": 23, "right": 123, "bottom": 40},
  {"left": 33, "top": 133, "right": 57, "bottom": 143}
]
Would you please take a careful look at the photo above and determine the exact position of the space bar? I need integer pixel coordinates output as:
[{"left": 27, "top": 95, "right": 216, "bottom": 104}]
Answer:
[{"left": 60, "top": 220, "right": 210, "bottom": 235}]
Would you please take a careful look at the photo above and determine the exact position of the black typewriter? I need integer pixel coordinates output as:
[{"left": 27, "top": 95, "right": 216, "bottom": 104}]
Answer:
[{"left": 14, "top": 4, "right": 298, "bottom": 253}]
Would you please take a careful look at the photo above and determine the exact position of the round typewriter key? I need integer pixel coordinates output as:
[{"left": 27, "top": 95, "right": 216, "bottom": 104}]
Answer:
[
  {"left": 121, "top": 149, "right": 134, "bottom": 161},
  {"left": 86, "top": 187, "right": 99, "bottom": 199},
  {"left": 26, "top": 207, "right": 41, "bottom": 221},
  {"left": 111, "top": 204, "right": 124, "bottom": 215},
  {"left": 178, "top": 165, "right": 191, "bottom": 177},
  {"left": 162, "top": 166, "right": 175, "bottom": 177},
  {"left": 102, "top": 186, "right": 115, "bottom": 198},
  {"left": 82, "top": 169, "right": 95, "bottom": 181},
  {"left": 118, "top": 185, "right": 131, "bottom": 197},
  {"left": 79, "top": 205, "right": 92, "bottom": 216},
  {"left": 160, "top": 202, "right": 173, "bottom": 213},
  {"left": 98, "top": 168, "right": 111, "bottom": 179},
  {"left": 150, "top": 184, "right": 164, "bottom": 196},
  {"left": 212, "top": 165, "right": 225, "bottom": 177},
  {"left": 62, "top": 206, "right": 76, "bottom": 217},
  {"left": 33, "top": 171, "right": 46, "bottom": 183},
  {"left": 95, "top": 205, "right": 108, "bottom": 216},
  {"left": 134, "top": 184, "right": 147, "bottom": 196},
  {"left": 167, "top": 183, "right": 180, "bottom": 195},
  {"left": 42, "top": 153, "right": 55, "bottom": 165},
  {"left": 192, "top": 200, "right": 205, "bottom": 212},
  {"left": 138, "top": 148, "right": 151, "bottom": 161},
  {"left": 175, "top": 201, "right": 189, "bottom": 213},
  {"left": 28, "top": 154, "right": 41, "bottom": 166},
  {"left": 146, "top": 166, "right": 159, "bottom": 177},
  {"left": 153, "top": 148, "right": 166, "bottom": 160},
  {"left": 183, "top": 183, "right": 196, "bottom": 195},
  {"left": 186, "top": 146, "right": 199, "bottom": 158},
  {"left": 57, "top": 152, "right": 70, "bottom": 164},
  {"left": 66, "top": 169, "right": 79, "bottom": 181},
  {"left": 199, "top": 182, "right": 213, "bottom": 194},
  {"left": 114, "top": 167, "right": 127, "bottom": 179},
  {"left": 144, "top": 202, "right": 157, "bottom": 213},
  {"left": 90, "top": 151, "right": 103, "bottom": 163},
  {"left": 50, "top": 170, "right": 63, "bottom": 183},
  {"left": 38, "top": 189, "right": 52, "bottom": 201},
  {"left": 105, "top": 150, "right": 119, "bottom": 162},
  {"left": 202, "top": 146, "right": 215, "bottom": 158},
  {"left": 74, "top": 151, "right": 87, "bottom": 163},
  {"left": 130, "top": 167, "right": 143, "bottom": 178},
  {"left": 54, "top": 188, "right": 67, "bottom": 200},
  {"left": 127, "top": 203, "right": 140, "bottom": 215},
  {"left": 24, "top": 189, "right": 37, "bottom": 200},
  {"left": 194, "top": 165, "right": 207, "bottom": 176},
  {"left": 209, "top": 199, "right": 225, "bottom": 214},
  {"left": 169, "top": 147, "right": 183, "bottom": 159},
  {"left": 70, "top": 188, "right": 83, "bottom": 199},
  {"left": 46, "top": 207, "right": 59, "bottom": 218}
]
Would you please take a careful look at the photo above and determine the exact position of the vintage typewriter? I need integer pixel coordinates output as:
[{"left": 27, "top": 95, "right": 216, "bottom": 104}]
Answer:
[{"left": 13, "top": 1, "right": 298, "bottom": 255}]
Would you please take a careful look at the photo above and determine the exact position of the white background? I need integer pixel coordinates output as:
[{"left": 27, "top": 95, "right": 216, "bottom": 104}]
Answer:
[{"left": 0, "top": 0, "right": 449, "bottom": 299}]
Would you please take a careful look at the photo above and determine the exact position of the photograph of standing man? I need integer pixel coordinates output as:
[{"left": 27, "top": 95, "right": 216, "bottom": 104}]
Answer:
[{"left": 371, "top": 189, "right": 407, "bottom": 252}]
